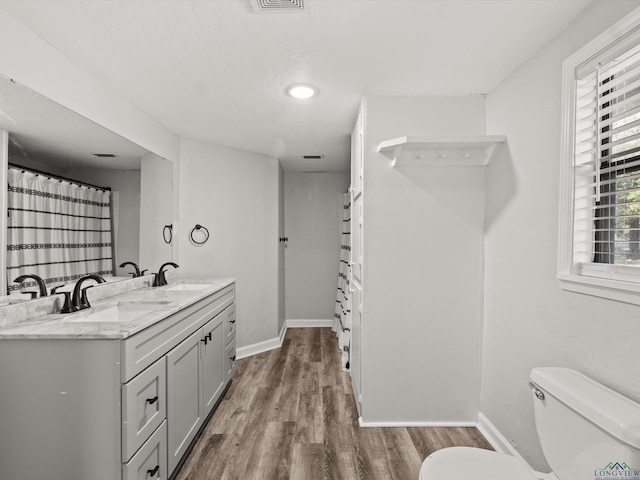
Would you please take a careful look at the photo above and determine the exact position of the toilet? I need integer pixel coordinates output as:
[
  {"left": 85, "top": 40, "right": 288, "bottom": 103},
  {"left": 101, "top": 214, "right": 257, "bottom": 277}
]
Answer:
[{"left": 419, "top": 367, "right": 640, "bottom": 480}]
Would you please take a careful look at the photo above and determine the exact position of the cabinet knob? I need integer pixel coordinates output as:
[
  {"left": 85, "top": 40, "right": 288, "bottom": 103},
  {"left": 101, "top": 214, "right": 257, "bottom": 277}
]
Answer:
[
  {"left": 146, "top": 396, "right": 158, "bottom": 405},
  {"left": 207, "top": 332, "right": 212, "bottom": 341},
  {"left": 230, "top": 319, "right": 236, "bottom": 324},
  {"left": 230, "top": 355, "right": 236, "bottom": 362},
  {"left": 201, "top": 337, "right": 208, "bottom": 345},
  {"left": 147, "top": 465, "right": 160, "bottom": 477}
]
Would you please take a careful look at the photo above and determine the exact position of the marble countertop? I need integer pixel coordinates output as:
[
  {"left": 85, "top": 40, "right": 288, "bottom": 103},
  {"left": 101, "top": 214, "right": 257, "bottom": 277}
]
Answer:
[{"left": 0, "top": 277, "right": 236, "bottom": 340}]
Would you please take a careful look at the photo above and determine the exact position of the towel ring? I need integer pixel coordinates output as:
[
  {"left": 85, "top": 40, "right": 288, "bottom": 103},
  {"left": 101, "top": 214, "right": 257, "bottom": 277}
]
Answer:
[
  {"left": 163, "top": 224, "right": 173, "bottom": 244},
  {"left": 190, "top": 224, "right": 209, "bottom": 245}
]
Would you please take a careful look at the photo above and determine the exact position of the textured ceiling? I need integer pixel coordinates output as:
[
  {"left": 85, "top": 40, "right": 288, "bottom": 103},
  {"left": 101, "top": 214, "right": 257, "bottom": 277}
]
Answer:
[{"left": 0, "top": 0, "right": 595, "bottom": 171}]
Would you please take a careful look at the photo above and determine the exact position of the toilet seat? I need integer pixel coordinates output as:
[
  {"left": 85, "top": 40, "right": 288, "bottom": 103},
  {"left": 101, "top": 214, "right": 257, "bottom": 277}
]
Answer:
[{"left": 419, "top": 447, "right": 538, "bottom": 480}]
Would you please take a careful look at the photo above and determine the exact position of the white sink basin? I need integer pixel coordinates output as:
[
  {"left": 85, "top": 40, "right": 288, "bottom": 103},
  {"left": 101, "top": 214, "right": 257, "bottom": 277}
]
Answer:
[
  {"left": 165, "top": 284, "right": 210, "bottom": 292},
  {"left": 65, "top": 301, "right": 170, "bottom": 323}
]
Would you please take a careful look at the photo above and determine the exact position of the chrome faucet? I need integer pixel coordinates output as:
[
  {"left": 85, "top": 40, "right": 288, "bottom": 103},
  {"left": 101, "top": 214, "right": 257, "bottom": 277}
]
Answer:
[
  {"left": 119, "top": 261, "right": 147, "bottom": 278},
  {"left": 153, "top": 262, "right": 179, "bottom": 287},
  {"left": 72, "top": 275, "right": 106, "bottom": 310},
  {"left": 13, "top": 274, "right": 48, "bottom": 298}
]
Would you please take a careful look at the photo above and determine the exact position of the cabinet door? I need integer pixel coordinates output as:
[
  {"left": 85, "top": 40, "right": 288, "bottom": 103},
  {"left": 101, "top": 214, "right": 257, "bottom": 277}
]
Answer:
[
  {"left": 224, "top": 337, "right": 236, "bottom": 384},
  {"left": 351, "top": 111, "right": 364, "bottom": 199},
  {"left": 166, "top": 329, "right": 202, "bottom": 476},
  {"left": 350, "top": 283, "right": 363, "bottom": 416},
  {"left": 352, "top": 199, "right": 364, "bottom": 284},
  {"left": 223, "top": 304, "right": 236, "bottom": 345},
  {"left": 202, "top": 319, "right": 224, "bottom": 414}
]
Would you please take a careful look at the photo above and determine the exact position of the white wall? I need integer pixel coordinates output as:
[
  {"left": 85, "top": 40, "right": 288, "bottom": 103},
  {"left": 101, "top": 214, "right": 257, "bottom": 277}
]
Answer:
[
  {"left": 178, "top": 138, "right": 280, "bottom": 348},
  {"left": 284, "top": 171, "right": 350, "bottom": 320},
  {"left": 140, "top": 153, "right": 174, "bottom": 273},
  {"left": 361, "top": 96, "right": 486, "bottom": 422},
  {"left": 483, "top": 1, "right": 640, "bottom": 471}
]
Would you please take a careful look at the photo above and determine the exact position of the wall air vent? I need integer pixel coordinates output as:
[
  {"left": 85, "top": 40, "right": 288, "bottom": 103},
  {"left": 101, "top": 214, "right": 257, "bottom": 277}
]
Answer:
[{"left": 250, "top": 0, "right": 309, "bottom": 14}]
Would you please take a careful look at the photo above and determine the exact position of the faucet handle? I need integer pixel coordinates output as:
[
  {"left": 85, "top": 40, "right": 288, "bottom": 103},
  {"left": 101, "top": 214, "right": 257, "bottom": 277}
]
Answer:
[
  {"left": 79, "top": 286, "right": 95, "bottom": 309},
  {"left": 60, "top": 292, "right": 76, "bottom": 313},
  {"left": 51, "top": 286, "right": 76, "bottom": 313}
]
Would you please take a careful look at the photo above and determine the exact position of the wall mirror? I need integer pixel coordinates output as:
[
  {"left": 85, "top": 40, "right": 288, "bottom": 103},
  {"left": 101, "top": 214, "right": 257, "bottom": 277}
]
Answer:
[{"left": 0, "top": 74, "right": 173, "bottom": 296}]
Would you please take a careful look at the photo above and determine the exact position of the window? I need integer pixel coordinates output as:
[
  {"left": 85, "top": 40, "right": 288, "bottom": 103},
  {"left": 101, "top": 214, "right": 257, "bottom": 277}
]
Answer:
[{"left": 559, "top": 8, "right": 640, "bottom": 304}]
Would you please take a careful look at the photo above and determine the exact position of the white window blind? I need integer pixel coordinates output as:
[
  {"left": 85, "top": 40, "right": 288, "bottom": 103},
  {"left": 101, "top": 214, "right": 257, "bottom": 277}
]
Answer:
[
  {"left": 572, "top": 36, "right": 640, "bottom": 277},
  {"left": 558, "top": 7, "right": 640, "bottom": 304}
]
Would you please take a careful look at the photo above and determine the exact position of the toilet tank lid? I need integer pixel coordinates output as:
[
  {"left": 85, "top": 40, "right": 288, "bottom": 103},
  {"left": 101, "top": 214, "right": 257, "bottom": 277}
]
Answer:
[{"left": 530, "top": 367, "right": 640, "bottom": 450}]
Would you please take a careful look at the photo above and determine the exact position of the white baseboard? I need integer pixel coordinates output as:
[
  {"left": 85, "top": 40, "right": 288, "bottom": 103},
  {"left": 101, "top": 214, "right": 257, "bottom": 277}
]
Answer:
[
  {"left": 358, "top": 417, "right": 476, "bottom": 428},
  {"left": 236, "top": 322, "right": 287, "bottom": 360},
  {"left": 477, "top": 412, "right": 535, "bottom": 471},
  {"left": 236, "top": 320, "right": 335, "bottom": 359},
  {"left": 287, "top": 318, "right": 334, "bottom": 328}
]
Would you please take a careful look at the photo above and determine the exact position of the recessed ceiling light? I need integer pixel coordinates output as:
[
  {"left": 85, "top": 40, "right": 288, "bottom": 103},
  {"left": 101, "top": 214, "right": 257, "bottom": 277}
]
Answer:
[{"left": 287, "top": 84, "right": 318, "bottom": 99}]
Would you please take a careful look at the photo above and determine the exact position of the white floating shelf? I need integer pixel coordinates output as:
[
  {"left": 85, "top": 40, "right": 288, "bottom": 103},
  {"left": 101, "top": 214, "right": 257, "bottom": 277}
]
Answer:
[{"left": 377, "top": 135, "right": 507, "bottom": 167}]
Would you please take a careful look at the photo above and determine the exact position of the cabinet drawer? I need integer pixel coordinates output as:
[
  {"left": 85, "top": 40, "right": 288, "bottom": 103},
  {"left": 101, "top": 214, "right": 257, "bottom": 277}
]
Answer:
[
  {"left": 123, "top": 421, "right": 167, "bottom": 480},
  {"left": 122, "top": 357, "right": 166, "bottom": 462},
  {"left": 224, "top": 337, "right": 236, "bottom": 381},
  {"left": 223, "top": 304, "right": 236, "bottom": 345},
  {"left": 122, "top": 284, "right": 235, "bottom": 382}
]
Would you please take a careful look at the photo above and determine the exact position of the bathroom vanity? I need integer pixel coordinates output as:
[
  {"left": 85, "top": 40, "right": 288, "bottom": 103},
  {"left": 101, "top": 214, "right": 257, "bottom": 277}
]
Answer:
[{"left": 0, "top": 277, "right": 236, "bottom": 480}]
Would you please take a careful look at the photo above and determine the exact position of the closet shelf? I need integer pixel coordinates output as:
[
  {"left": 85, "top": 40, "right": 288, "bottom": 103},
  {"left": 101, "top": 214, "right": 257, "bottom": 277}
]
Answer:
[{"left": 377, "top": 135, "right": 507, "bottom": 167}]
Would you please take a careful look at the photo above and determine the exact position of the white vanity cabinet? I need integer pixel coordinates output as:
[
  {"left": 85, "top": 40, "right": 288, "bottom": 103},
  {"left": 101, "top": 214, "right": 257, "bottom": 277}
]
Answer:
[{"left": 0, "top": 280, "right": 236, "bottom": 480}]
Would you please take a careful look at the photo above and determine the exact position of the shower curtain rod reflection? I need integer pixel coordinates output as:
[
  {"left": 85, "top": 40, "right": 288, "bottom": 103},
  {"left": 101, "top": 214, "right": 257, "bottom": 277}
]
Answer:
[{"left": 8, "top": 163, "right": 111, "bottom": 192}]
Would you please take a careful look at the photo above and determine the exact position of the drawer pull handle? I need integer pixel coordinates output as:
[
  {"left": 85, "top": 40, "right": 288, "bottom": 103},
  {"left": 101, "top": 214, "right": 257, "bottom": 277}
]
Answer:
[
  {"left": 230, "top": 355, "right": 236, "bottom": 362},
  {"left": 147, "top": 465, "right": 160, "bottom": 477},
  {"left": 207, "top": 332, "right": 212, "bottom": 341},
  {"left": 146, "top": 396, "right": 159, "bottom": 405}
]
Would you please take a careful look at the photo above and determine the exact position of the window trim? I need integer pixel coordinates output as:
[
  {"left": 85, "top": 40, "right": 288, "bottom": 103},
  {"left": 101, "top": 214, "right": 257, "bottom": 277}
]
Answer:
[{"left": 558, "top": 6, "right": 640, "bottom": 305}]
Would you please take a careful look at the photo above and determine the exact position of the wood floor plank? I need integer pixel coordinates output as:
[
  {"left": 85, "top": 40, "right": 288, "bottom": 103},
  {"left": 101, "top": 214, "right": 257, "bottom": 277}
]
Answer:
[
  {"left": 380, "top": 428, "right": 424, "bottom": 480},
  {"left": 290, "top": 443, "right": 324, "bottom": 480},
  {"left": 175, "top": 327, "right": 493, "bottom": 480},
  {"left": 294, "top": 392, "right": 323, "bottom": 444},
  {"left": 245, "top": 421, "right": 296, "bottom": 480}
]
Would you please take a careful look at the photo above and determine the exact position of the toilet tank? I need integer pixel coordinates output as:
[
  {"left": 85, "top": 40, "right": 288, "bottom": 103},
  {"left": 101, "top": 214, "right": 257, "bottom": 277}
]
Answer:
[{"left": 530, "top": 368, "right": 640, "bottom": 480}]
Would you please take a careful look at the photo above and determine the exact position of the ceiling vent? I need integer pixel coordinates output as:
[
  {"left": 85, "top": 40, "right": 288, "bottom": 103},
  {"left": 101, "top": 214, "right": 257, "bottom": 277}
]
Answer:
[{"left": 250, "top": 0, "right": 309, "bottom": 14}]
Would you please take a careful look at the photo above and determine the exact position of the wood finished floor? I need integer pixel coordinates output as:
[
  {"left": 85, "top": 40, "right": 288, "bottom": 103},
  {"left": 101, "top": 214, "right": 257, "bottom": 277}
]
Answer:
[{"left": 176, "top": 327, "right": 492, "bottom": 480}]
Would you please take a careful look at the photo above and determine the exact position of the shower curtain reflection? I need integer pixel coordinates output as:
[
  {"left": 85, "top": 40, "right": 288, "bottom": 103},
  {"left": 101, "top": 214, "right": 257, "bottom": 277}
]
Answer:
[
  {"left": 333, "top": 192, "right": 352, "bottom": 371},
  {"left": 6, "top": 167, "right": 114, "bottom": 293}
]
